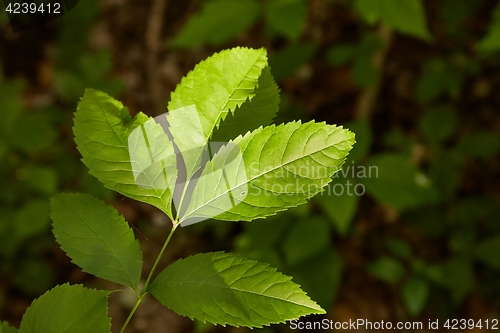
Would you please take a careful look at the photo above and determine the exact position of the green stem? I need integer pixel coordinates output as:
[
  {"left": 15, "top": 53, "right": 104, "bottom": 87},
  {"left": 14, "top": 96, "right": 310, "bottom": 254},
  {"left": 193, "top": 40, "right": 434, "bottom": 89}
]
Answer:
[
  {"left": 119, "top": 223, "right": 178, "bottom": 333},
  {"left": 143, "top": 223, "right": 178, "bottom": 291},
  {"left": 119, "top": 295, "right": 143, "bottom": 333}
]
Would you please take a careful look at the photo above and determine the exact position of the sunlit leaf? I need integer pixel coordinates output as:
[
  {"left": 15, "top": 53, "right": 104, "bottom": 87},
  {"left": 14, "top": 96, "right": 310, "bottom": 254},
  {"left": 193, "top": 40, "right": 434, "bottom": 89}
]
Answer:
[
  {"left": 148, "top": 252, "right": 324, "bottom": 328},
  {"left": 181, "top": 121, "right": 355, "bottom": 223},
  {"left": 168, "top": 47, "right": 267, "bottom": 142},
  {"left": 73, "top": 89, "right": 176, "bottom": 219}
]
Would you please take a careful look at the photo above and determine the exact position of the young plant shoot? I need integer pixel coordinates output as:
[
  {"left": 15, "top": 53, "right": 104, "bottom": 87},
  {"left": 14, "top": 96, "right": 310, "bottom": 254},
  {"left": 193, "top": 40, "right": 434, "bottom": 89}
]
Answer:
[{"left": 4, "top": 47, "right": 355, "bottom": 332}]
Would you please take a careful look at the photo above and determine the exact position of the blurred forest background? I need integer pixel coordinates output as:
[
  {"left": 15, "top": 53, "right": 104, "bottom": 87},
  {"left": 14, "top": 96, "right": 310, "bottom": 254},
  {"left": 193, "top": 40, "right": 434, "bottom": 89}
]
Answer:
[{"left": 1, "top": 0, "right": 500, "bottom": 332}]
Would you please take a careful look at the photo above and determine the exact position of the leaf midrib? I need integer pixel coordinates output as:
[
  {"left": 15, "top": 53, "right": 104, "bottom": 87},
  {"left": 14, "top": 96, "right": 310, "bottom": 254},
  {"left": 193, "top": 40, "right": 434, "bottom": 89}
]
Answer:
[
  {"left": 182, "top": 125, "right": 343, "bottom": 220},
  {"left": 156, "top": 281, "right": 321, "bottom": 311},
  {"left": 84, "top": 93, "right": 171, "bottom": 213}
]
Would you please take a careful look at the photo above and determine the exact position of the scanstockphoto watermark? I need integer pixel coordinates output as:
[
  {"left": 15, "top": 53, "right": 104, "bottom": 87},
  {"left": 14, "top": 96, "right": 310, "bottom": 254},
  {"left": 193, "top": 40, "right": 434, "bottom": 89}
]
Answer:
[{"left": 289, "top": 318, "right": 424, "bottom": 330}]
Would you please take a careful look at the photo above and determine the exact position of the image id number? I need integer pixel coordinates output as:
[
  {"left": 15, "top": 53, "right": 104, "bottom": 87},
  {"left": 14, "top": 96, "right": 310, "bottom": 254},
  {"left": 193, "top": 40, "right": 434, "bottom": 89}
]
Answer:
[
  {"left": 6, "top": 2, "right": 61, "bottom": 14},
  {"left": 444, "top": 319, "right": 498, "bottom": 330}
]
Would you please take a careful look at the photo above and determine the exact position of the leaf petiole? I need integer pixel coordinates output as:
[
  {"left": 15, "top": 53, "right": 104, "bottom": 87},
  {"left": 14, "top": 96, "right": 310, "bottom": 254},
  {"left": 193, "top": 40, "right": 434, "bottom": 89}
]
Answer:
[{"left": 119, "top": 222, "right": 178, "bottom": 333}]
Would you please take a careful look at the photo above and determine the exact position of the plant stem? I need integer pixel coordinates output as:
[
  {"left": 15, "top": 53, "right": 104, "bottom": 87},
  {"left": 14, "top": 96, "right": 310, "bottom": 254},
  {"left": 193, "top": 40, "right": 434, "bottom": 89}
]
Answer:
[
  {"left": 143, "top": 223, "right": 178, "bottom": 291},
  {"left": 119, "top": 223, "right": 178, "bottom": 333},
  {"left": 119, "top": 294, "right": 143, "bottom": 333}
]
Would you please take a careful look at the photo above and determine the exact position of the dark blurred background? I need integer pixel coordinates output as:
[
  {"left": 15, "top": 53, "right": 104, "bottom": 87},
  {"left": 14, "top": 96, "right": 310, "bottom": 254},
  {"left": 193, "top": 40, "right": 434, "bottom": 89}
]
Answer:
[{"left": 1, "top": 0, "right": 500, "bottom": 332}]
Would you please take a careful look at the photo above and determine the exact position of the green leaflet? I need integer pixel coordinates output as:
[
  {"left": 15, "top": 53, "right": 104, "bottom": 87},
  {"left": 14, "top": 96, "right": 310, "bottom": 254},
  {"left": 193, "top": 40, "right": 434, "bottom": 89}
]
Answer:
[
  {"left": 1, "top": 322, "right": 18, "bottom": 333},
  {"left": 19, "top": 284, "right": 111, "bottom": 333},
  {"left": 181, "top": 121, "right": 355, "bottom": 222},
  {"left": 51, "top": 193, "right": 143, "bottom": 291},
  {"left": 168, "top": 47, "right": 267, "bottom": 142},
  {"left": 211, "top": 66, "right": 280, "bottom": 143},
  {"left": 74, "top": 89, "right": 176, "bottom": 219},
  {"left": 166, "top": 104, "right": 207, "bottom": 180},
  {"left": 148, "top": 252, "right": 324, "bottom": 327}
]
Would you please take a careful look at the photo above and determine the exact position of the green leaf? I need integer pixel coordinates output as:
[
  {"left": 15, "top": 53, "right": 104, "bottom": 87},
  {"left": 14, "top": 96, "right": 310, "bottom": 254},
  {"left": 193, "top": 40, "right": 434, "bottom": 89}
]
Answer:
[
  {"left": 56, "top": 51, "right": 125, "bottom": 101},
  {"left": 327, "top": 44, "right": 356, "bottom": 66},
  {"left": 354, "top": 0, "right": 432, "bottom": 40},
  {"left": 211, "top": 67, "right": 280, "bottom": 143},
  {"left": 363, "top": 154, "right": 440, "bottom": 210},
  {"left": 23, "top": 166, "right": 58, "bottom": 195},
  {"left": 14, "top": 199, "right": 51, "bottom": 241},
  {"left": 14, "top": 258, "right": 54, "bottom": 296},
  {"left": 10, "top": 112, "right": 57, "bottom": 154},
  {"left": 386, "top": 238, "right": 413, "bottom": 260},
  {"left": 281, "top": 217, "right": 331, "bottom": 266},
  {"left": 352, "top": 56, "right": 378, "bottom": 88},
  {"left": 405, "top": 207, "right": 446, "bottom": 237},
  {"left": 428, "top": 150, "right": 464, "bottom": 200},
  {"left": 415, "top": 59, "right": 464, "bottom": 103},
  {"left": 74, "top": 89, "right": 176, "bottom": 219},
  {"left": 0, "top": 79, "right": 24, "bottom": 138},
  {"left": 165, "top": 104, "right": 207, "bottom": 181},
  {"left": 19, "top": 284, "right": 111, "bottom": 333},
  {"left": 168, "top": 47, "right": 267, "bottom": 143},
  {"left": 181, "top": 121, "right": 355, "bottom": 223},
  {"left": 169, "top": 0, "right": 260, "bottom": 48},
  {"left": 477, "top": 4, "right": 500, "bottom": 52},
  {"left": 268, "top": 43, "right": 316, "bottom": 81},
  {"left": 445, "top": 256, "right": 473, "bottom": 303},
  {"left": 148, "top": 252, "right": 324, "bottom": 328},
  {"left": 265, "top": 0, "right": 307, "bottom": 41},
  {"left": 401, "top": 277, "right": 429, "bottom": 317},
  {"left": 419, "top": 106, "right": 459, "bottom": 143},
  {"left": 368, "top": 257, "right": 405, "bottom": 284},
  {"left": 287, "top": 248, "right": 343, "bottom": 309},
  {"left": 1, "top": 322, "right": 18, "bottom": 333},
  {"left": 457, "top": 132, "right": 500, "bottom": 159},
  {"left": 51, "top": 193, "right": 143, "bottom": 290},
  {"left": 317, "top": 185, "right": 360, "bottom": 235},
  {"left": 343, "top": 119, "right": 372, "bottom": 163},
  {"left": 475, "top": 234, "right": 500, "bottom": 268}
]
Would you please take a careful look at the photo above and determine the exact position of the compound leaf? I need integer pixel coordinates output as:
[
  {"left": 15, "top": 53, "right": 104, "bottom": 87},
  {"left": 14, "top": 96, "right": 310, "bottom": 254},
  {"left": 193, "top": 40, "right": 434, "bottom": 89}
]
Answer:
[
  {"left": 168, "top": 47, "right": 267, "bottom": 142},
  {"left": 19, "top": 284, "right": 111, "bottom": 333},
  {"left": 74, "top": 89, "right": 176, "bottom": 219},
  {"left": 51, "top": 193, "right": 143, "bottom": 291},
  {"left": 181, "top": 121, "right": 355, "bottom": 223},
  {"left": 169, "top": 0, "right": 261, "bottom": 48},
  {"left": 148, "top": 252, "right": 324, "bottom": 328}
]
